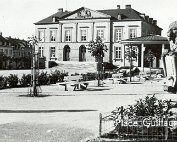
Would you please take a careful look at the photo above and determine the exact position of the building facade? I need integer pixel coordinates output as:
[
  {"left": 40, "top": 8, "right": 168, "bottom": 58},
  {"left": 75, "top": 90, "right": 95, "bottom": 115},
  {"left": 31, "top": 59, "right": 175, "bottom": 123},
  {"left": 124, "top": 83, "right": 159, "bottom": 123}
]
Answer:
[
  {"left": 35, "top": 5, "right": 162, "bottom": 68},
  {"left": 0, "top": 32, "right": 32, "bottom": 69}
]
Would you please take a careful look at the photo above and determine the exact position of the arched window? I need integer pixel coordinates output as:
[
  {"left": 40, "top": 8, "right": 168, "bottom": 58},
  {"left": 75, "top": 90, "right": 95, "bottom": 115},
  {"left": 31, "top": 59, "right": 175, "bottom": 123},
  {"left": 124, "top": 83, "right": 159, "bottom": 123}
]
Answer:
[
  {"left": 79, "top": 45, "right": 86, "bottom": 62},
  {"left": 63, "top": 45, "right": 70, "bottom": 61}
]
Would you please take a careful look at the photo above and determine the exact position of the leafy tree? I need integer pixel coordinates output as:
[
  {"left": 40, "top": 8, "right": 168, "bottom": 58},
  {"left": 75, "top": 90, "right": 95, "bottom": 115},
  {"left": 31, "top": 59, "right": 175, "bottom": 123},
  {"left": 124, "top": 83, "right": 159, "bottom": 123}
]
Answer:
[
  {"left": 144, "top": 49, "right": 155, "bottom": 78},
  {"left": 87, "top": 37, "right": 108, "bottom": 86},
  {"left": 124, "top": 46, "right": 138, "bottom": 82}
]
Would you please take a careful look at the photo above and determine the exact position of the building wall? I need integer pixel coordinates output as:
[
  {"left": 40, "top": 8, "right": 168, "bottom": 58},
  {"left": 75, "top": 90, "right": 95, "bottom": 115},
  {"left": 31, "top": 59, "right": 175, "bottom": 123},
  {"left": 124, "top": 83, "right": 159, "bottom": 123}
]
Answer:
[
  {"left": 36, "top": 19, "right": 111, "bottom": 67},
  {"left": 112, "top": 21, "right": 142, "bottom": 66},
  {"left": 35, "top": 10, "right": 162, "bottom": 69},
  {"left": 0, "top": 46, "right": 13, "bottom": 57}
]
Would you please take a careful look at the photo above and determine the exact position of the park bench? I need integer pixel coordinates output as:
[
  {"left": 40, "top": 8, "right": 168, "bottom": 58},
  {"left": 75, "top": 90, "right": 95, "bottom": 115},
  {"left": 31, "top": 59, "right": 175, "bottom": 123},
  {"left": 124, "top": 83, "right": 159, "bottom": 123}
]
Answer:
[
  {"left": 58, "top": 74, "right": 89, "bottom": 91},
  {"left": 108, "top": 73, "right": 127, "bottom": 84},
  {"left": 58, "top": 81, "right": 89, "bottom": 91}
]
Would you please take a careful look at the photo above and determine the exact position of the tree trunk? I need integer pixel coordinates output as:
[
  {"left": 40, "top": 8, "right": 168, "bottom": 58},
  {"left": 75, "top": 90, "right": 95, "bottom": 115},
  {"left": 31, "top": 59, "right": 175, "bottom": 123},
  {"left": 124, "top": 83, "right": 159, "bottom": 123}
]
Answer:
[
  {"left": 150, "top": 61, "right": 152, "bottom": 78},
  {"left": 165, "top": 117, "right": 168, "bottom": 140}
]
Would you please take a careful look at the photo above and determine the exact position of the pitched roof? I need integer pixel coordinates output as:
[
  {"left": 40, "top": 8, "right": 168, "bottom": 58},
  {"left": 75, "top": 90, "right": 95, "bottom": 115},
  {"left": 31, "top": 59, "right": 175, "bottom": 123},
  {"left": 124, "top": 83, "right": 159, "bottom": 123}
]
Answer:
[
  {"left": 121, "top": 35, "right": 169, "bottom": 44},
  {"left": 35, "top": 11, "right": 70, "bottom": 24},
  {"left": 0, "top": 35, "right": 8, "bottom": 42},
  {"left": 34, "top": 6, "right": 159, "bottom": 28},
  {"left": 6, "top": 37, "right": 27, "bottom": 46},
  {"left": 97, "top": 9, "right": 143, "bottom": 20}
]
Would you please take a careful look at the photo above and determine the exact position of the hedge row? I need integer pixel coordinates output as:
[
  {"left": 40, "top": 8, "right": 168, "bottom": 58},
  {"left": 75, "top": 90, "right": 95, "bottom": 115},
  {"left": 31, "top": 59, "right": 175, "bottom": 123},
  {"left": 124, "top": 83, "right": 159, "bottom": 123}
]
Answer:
[
  {"left": 0, "top": 71, "right": 106, "bottom": 89},
  {"left": 0, "top": 70, "right": 67, "bottom": 89}
]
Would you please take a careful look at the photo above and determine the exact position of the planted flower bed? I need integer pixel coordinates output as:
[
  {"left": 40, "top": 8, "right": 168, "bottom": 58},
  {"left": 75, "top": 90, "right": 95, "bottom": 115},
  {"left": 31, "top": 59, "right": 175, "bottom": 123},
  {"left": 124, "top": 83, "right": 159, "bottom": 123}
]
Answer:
[{"left": 99, "top": 95, "right": 177, "bottom": 141}]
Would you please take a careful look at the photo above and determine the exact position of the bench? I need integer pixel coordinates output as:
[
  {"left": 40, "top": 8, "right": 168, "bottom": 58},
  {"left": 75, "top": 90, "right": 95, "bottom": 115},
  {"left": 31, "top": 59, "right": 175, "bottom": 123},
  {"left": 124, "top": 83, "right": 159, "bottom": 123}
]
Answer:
[
  {"left": 58, "top": 82, "right": 89, "bottom": 91},
  {"left": 108, "top": 73, "right": 126, "bottom": 84},
  {"left": 108, "top": 78, "right": 127, "bottom": 84},
  {"left": 71, "top": 82, "right": 89, "bottom": 91}
]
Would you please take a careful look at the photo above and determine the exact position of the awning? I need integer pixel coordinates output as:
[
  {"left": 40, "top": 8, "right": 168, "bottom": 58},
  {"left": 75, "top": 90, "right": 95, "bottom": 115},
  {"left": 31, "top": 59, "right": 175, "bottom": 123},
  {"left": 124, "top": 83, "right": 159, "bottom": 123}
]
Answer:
[{"left": 120, "top": 35, "right": 169, "bottom": 44}]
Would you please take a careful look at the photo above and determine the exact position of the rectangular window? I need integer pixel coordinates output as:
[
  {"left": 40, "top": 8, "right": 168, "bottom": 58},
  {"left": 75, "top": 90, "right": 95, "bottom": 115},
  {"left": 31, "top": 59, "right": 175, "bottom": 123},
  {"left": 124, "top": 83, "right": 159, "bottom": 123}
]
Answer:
[
  {"left": 50, "top": 30, "right": 57, "bottom": 42},
  {"left": 50, "top": 47, "right": 55, "bottom": 58},
  {"left": 115, "top": 47, "right": 122, "bottom": 59},
  {"left": 38, "top": 47, "right": 44, "bottom": 58},
  {"left": 80, "top": 29, "right": 87, "bottom": 41},
  {"left": 5, "top": 49, "right": 8, "bottom": 55},
  {"left": 38, "top": 30, "right": 45, "bottom": 42},
  {"left": 132, "top": 46, "right": 138, "bottom": 59},
  {"left": 97, "top": 29, "right": 104, "bottom": 40},
  {"left": 9, "top": 50, "right": 13, "bottom": 55},
  {"left": 129, "top": 28, "right": 137, "bottom": 39},
  {"left": 65, "top": 30, "right": 71, "bottom": 42},
  {"left": 115, "top": 29, "right": 122, "bottom": 42},
  {"left": 0, "top": 49, "right": 3, "bottom": 53}
]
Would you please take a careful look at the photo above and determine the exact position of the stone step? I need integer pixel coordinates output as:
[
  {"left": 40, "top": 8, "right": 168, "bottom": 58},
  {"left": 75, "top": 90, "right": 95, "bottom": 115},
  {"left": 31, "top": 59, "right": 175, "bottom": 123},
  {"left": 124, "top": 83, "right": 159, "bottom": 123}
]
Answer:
[{"left": 50, "top": 61, "right": 97, "bottom": 73}]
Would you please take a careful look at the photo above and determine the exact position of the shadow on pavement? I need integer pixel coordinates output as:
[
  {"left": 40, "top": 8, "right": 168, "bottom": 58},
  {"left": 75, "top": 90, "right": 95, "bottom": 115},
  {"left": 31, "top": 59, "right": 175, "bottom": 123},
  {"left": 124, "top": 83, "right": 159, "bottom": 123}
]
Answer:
[
  {"left": 0, "top": 109, "right": 98, "bottom": 113},
  {"left": 86, "top": 88, "right": 111, "bottom": 91}
]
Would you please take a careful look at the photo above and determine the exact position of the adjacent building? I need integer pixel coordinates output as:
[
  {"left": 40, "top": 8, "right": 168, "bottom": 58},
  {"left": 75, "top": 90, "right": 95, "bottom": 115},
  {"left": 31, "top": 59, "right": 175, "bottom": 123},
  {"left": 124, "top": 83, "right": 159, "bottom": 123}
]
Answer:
[
  {"left": 34, "top": 5, "right": 167, "bottom": 69},
  {"left": 0, "top": 32, "right": 32, "bottom": 69}
]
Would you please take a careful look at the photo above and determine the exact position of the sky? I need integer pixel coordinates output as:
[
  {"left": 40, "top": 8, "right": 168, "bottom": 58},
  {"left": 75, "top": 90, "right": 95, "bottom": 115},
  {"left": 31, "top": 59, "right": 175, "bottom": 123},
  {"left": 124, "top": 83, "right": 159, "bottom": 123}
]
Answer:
[{"left": 0, "top": 0, "right": 177, "bottom": 40}]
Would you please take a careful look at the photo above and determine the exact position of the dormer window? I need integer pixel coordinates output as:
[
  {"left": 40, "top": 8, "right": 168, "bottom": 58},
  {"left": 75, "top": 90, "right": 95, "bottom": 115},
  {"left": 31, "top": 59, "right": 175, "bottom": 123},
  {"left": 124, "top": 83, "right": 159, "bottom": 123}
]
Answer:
[
  {"left": 117, "top": 14, "right": 122, "bottom": 20},
  {"left": 52, "top": 17, "right": 56, "bottom": 22}
]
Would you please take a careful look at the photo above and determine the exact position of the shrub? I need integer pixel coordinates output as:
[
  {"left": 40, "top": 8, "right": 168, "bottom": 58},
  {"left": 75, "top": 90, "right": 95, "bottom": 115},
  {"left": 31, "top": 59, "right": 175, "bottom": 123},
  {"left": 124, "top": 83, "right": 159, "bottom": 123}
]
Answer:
[
  {"left": 7, "top": 74, "right": 19, "bottom": 87},
  {"left": 49, "top": 70, "right": 60, "bottom": 84},
  {"left": 20, "top": 74, "right": 31, "bottom": 87},
  {"left": 107, "top": 95, "right": 176, "bottom": 140},
  {"left": 0, "top": 76, "right": 7, "bottom": 89},
  {"left": 59, "top": 73, "right": 67, "bottom": 82},
  {"left": 82, "top": 73, "right": 96, "bottom": 81},
  {"left": 38, "top": 71, "right": 49, "bottom": 85}
]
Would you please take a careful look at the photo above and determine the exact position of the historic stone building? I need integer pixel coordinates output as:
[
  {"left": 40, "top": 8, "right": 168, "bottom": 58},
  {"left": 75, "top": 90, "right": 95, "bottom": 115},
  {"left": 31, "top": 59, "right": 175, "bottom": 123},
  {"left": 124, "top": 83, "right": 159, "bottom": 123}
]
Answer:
[{"left": 34, "top": 5, "right": 164, "bottom": 68}]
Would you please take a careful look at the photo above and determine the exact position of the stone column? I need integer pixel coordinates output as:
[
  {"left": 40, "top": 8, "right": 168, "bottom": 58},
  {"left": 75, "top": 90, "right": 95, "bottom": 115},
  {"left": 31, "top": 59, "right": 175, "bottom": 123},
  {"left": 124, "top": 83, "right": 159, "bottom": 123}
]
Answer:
[
  {"left": 75, "top": 23, "right": 78, "bottom": 42},
  {"left": 141, "top": 44, "right": 145, "bottom": 71},
  {"left": 92, "top": 22, "right": 95, "bottom": 41}
]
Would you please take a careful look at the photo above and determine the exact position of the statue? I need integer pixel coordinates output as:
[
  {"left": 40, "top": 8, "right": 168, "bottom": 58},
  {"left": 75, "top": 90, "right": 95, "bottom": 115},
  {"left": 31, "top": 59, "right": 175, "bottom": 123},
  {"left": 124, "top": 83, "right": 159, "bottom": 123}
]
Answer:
[
  {"left": 167, "top": 21, "right": 177, "bottom": 55},
  {"left": 164, "top": 21, "right": 177, "bottom": 93}
]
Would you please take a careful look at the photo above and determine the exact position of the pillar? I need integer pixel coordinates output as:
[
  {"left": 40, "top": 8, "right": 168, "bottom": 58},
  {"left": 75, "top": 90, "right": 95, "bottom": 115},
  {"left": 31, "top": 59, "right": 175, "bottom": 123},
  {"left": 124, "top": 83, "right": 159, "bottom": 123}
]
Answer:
[
  {"left": 75, "top": 23, "right": 78, "bottom": 42},
  {"left": 141, "top": 44, "right": 145, "bottom": 71},
  {"left": 92, "top": 22, "right": 95, "bottom": 41},
  {"left": 161, "top": 44, "right": 167, "bottom": 77}
]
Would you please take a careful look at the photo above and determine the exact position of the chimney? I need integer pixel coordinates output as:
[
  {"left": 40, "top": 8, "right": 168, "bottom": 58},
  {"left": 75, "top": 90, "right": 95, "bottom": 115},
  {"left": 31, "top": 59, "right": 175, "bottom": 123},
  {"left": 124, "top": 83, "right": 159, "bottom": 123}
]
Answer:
[
  {"left": 117, "top": 5, "right": 120, "bottom": 9},
  {"left": 140, "top": 13, "right": 145, "bottom": 19},
  {"left": 58, "top": 8, "right": 63, "bottom": 13},
  {"left": 149, "top": 18, "right": 153, "bottom": 24},
  {"left": 153, "top": 20, "right": 157, "bottom": 25},
  {"left": 125, "top": 5, "right": 131, "bottom": 9},
  {"left": 145, "top": 16, "right": 149, "bottom": 22},
  {"left": 0, "top": 31, "right": 2, "bottom": 36}
]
